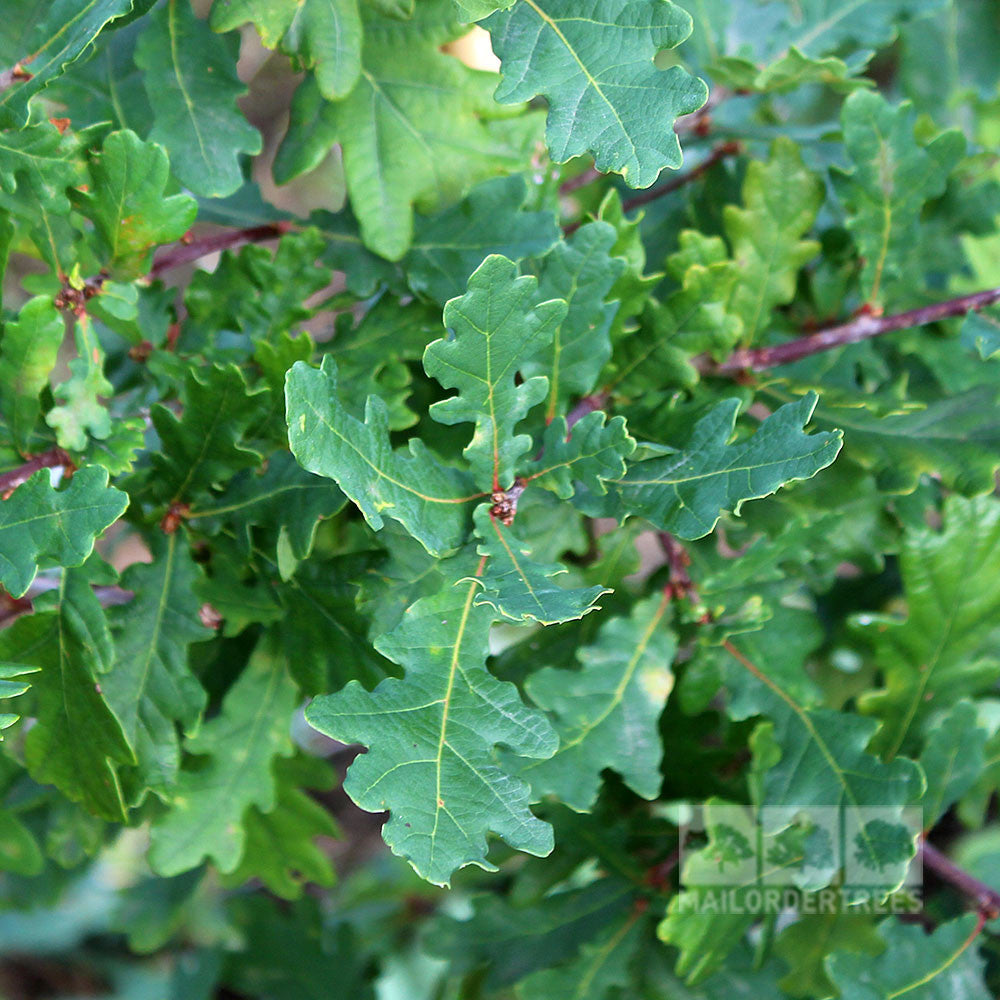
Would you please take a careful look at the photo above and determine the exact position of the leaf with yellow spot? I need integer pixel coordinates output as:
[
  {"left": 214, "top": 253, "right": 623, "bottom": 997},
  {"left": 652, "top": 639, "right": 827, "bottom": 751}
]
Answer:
[{"left": 510, "top": 593, "right": 676, "bottom": 810}]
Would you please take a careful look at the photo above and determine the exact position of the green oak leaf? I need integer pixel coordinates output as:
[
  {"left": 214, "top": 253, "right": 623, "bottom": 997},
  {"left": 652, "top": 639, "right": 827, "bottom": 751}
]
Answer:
[
  {"left": 323, "top": 296, "right": 440, "bottom": 431},
  {"left": 75, "top": 129, "right": 197, "bottom": 279},
  {"left": 0, "top": 465, "right": 128, "bottom": 598},
  {"left": 659, "top": 801, "right": 812, "bottom": 983},
  {"left": 426, "top": 877, "right": 636, "bottom": 987},
  {"left": 149, "top": 364, "right": 268, "bottom": 506},
  {"left": 222, "top": 754, "right": 339, "bottom": 900},
  {"left": 472, "top": 505, "right": 608, "bottom": 625},
  {"left": 833, "top": 91, "right": 964, "bottom": 305},
  {"left": 855, "top": 496, "right": 1000, "bottom": 759},
  {"left": 212, "top": 0, "right": 363, "bottom": 99},
  {"left": 721, "top": 648, "right": 924, "bottom": 886},
  {"left": 961, "top": 308, "right": 1000, "bottom": 360},
  {"left": 724, "top": 137, "right": 822, "bottom": 344},
  {"left": 763, "top": 383, "right": 1000, "bottom": 495},
  {"left": 610, "top": 393, "right": 842, "bottom": 539},
  {"left": 148, "top": 635, "right": 297, "bottom": 876},
  {"left": 0, "top": 0, "right": 132, "bottom": 128},
  {"left": 767, "top": 0, "right": 947, "bottom": 61},
  {"left": 775, "top": 912, "right": 883, "bottom": 999},
  {"left": 518, "top": 910, "right": 645, "bottom": 999},
  {"left": 826, "top": 914, "right": 991, "bottom": 1000},
  {"left": 424, "top": 254, "right": 566, "bottom": 490},
  {"left": 286, "top": 356, "right": 479, "bottom": 557},
  {"left": 275, "top": 0, "right": 540, "bottom": 259},
  {"left": 515, "top": 593, "right": 676, "bottom": 809},
  {"left": 918, "top": 702, "right": 991, "bottom": 830},
  {"left": 187, "top": 452, "right": 346, "bottom": 567},
  {"left": 485, "top": 0, "right": 708, "bottom": 186},
  {"left": 611, "top": 231, "right": 741, "bottom": 390},
  {"left": 0, "top": 121, "right": 84, "bottom": 214},
  {"left": 0, "top": 566, "right": 135, "bottom": 821},
  {"left": 0, "top": 662, "right": 39, "bottom": 736},
  {"left": 0, "top": 808, "right": 43, "bottom": 875},
  {"left": 136, "top": 0, "right": 262, "bottom": 197},
  {"left": 522, "top": 221, "right": 625, "bottom": 418},
  {"left": 305, "top": 556, "right": 558, "bottom": 886},
  {"left": 524, "top": 412, "right": 636, "bottom": 500},
  {"left": 0, "top": 296, "right": 64, "bottom": 454},
  {"left": 46, "top": 316, "right": 113, "bottom": 452},
  {"left": 407, "top": 174, "right": 561, "bottom": 306},
  {"left": 103, "top": 533, "right": 213, "bottom": 794}
]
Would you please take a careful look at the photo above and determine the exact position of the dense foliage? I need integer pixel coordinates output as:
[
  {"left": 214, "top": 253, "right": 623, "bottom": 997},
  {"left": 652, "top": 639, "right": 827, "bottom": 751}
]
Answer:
[{"left": 1, "top": 0, "right": 1000, "bottom": 996}]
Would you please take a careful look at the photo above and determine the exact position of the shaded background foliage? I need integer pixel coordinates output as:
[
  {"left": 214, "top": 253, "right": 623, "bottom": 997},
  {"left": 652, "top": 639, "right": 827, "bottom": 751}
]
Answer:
[{"left": 0, "top": 0, "right": 1000, "bottom": 998}]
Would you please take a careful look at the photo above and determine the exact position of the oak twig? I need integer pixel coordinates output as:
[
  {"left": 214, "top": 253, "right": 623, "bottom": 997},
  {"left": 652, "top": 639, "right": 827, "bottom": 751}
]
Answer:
[
  {"left": 920, "top": 839, "right": 1000, "bottom": 920},
  {"left": 150, "top": 222, "right": 293, "bottom": 278},
  {"left": 699, "top": 286, "right": 1000, "bottom": 375},
  {"left": 0, "top": 449, "right": 76, "bottom": 498},
  {"left": 563, "top": 140, "right": 741, "bottom": 236}
]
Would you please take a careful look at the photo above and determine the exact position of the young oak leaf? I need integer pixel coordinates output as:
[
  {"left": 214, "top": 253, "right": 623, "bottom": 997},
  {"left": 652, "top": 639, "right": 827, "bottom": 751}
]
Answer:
[
  {"left": 75, "top": 130, "right": 197, "bottom": 280},
  {"left": 512, "top": 592, "right": 677, "bottom": 810},
  {"left": 523, "top": 411, "right": 636, "bottom": 500},
  {"left": 472, "top": 506, "right": 608, "bottom": 626},
  {"left": 285, "top": 356, "right": 480, "bottom": 557},
  {"left": 520, "top": 221, "right": 625, "bottom": 417},
  {"left": 855, "top": 496, "right": 1000, "bottom": 760},
  {"left": 607, "top": 393, "right": 842, "bottom": 539},
  {"left": 826, "top": 914, "right": 992, "bottom": 1000},
  {"left": 723, "top": 137, "right": 823, "bottom": 345},
  {"left": 484, "top": 0, "right": 708, "bottom": 187},
  {"left": 103, "top": 533, "right": 213, "bottom": 794},
  {"left": 305, "top": 554, "right": 557, "bottom": 886},
  {"left": 149, "top": 636, "right": 297, "bottom": 876},
  {"left": 0, "top": 296, "right": 65, "bottom": 455},
  {"left": 0, "top": 466, "right": 128, "bottom": 599},
  {"left": 407, "top": 174, "right": 561, "bottom": 307},
  {"left": 424, "top": 254, "right": 567, "bottom": 491},
  {"left": 833, "top": 91, "right": 964, "bottom": 305}
]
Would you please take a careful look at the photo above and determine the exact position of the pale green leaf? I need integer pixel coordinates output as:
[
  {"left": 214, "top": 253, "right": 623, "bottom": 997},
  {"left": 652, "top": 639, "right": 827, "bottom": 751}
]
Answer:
[
  {"left": 149, "top": 636, "right": 297, "bottom": 875},
  {"left": 425, "top": 254, "right": 566, "bottom": 490},
  {"left": 0, "top": 465, "right": 128, "bottom": 598}
]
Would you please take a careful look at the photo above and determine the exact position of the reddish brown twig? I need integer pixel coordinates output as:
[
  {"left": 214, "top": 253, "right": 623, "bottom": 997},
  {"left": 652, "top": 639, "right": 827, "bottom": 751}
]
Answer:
[
  {"left": 920, "top": 839, "right": 1000, "bottom": 920},
  {"left": 699, "top": 285, "right": 1000, "bottom": 375},
  {"left": 620, "top": 141, "right": 742, "bottom": 216},
  {"left": 566, "top": 392, "right": 609, "bottom": 429},
  {"left": 0, "top": 449, "right": 76, "bottom": 498},
  {"left": 563, "top": 141, "right": 741, "bottom": 236},
  {"left": 149, "top": 221, "right": 293, "bottom": 278}
]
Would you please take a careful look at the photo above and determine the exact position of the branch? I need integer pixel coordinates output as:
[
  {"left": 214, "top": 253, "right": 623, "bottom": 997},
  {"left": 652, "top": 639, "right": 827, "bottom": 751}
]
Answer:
[
  {"left": 566, "top": 392, "right": 609, "bottom": 429},
  {"left": 563, "top": 140, "right": 741, "bottom": 236},
  {"left": 699, "top": 286, "right": 1000, "bottom": 375},
  {"left": 619, "top": 141, "right": 742, "bottom": 216},
  {"left": 0, "top": 449, "right": 75, "bottom": 498},
  {"left": 149, "top": 221, "right": 293, "bottom": 279},
  {"left": 920, "top": 839, "right": 1000, "bottom": 920}
]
